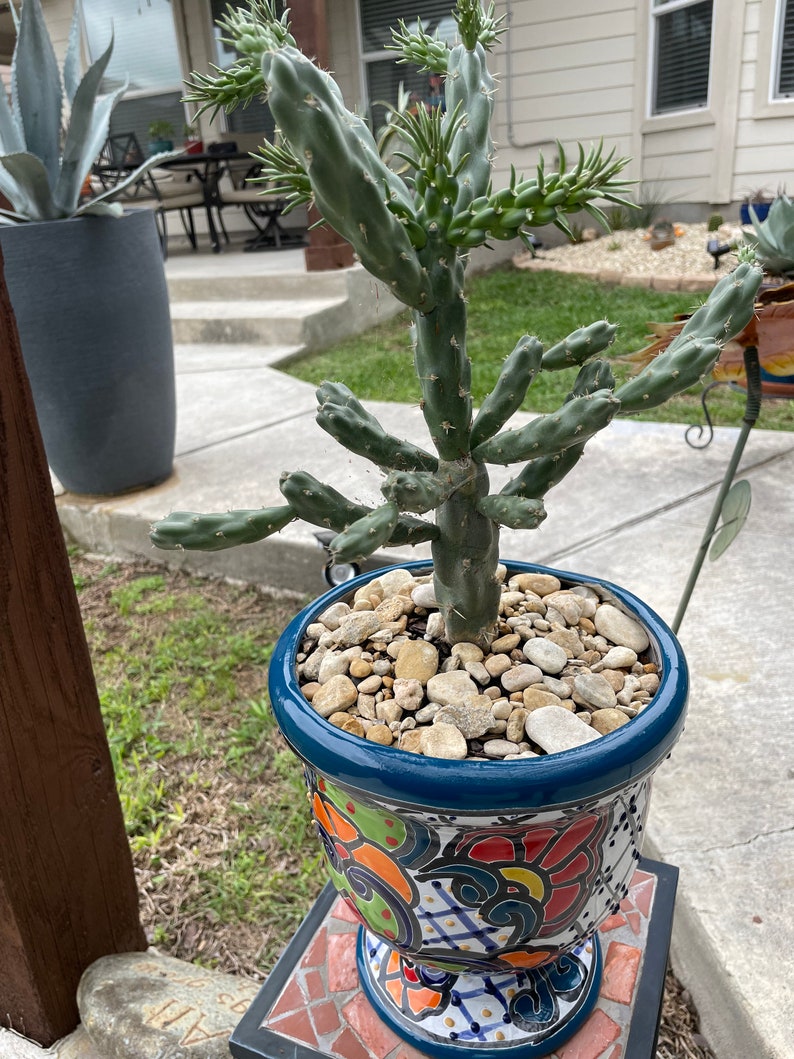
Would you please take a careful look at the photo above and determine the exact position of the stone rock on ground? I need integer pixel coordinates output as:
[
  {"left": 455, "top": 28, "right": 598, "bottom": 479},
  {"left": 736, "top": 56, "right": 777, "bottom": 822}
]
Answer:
[{"left": 77, "top": 950, "right": 257, "bottom": 1058}]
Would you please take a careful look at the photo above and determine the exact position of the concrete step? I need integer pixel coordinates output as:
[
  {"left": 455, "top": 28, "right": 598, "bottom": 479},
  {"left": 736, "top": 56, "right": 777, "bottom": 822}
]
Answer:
[
  {"left": 173, "top": 342, "right": 306, "bottom": 372},
  {"left": 166, "top": 269, "right": 349, "bottom": 303},
  {"left": 169, "top": 296, "right": 344, "bottom": 346}
]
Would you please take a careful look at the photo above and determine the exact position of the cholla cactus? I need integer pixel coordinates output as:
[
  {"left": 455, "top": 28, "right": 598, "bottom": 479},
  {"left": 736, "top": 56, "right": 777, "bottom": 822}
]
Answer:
[
  {"left": 744, "top": 193, "right": 794, "bottom": 276},
  {"left": 153, "top": 0, "right": 762, "bottom": 646},
  {"left": 0, "top": 0, "right": 177, "bottom": 223}
]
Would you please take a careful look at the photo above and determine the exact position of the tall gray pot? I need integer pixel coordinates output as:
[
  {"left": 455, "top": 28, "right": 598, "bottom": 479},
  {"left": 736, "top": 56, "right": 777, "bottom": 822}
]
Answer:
[{"left": 0, "top": 209, "right": 175, "bottom": 495}]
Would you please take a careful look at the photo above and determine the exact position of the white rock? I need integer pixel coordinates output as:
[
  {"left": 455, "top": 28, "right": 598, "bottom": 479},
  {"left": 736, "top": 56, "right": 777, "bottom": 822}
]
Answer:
[
  {"left": 501, "top": 663, "right": 543, "bottom": 693},
  {"left": 393, "top": 678, "right": 425, "bottom": 711},
  {"left": 411, "top": 583, "right": 438, "bottom": 609},
  {"left": 434, "top": 702, "right": 495, "bottom": 739},
  {"left": 317, "top": 601, "right": 350, "bottom": 630},
  {"left": 523, "top": 638, "right": 568, "bottom": 674},
  {"left": 335, "top": 611, "right": 382, "bottom": 647},
  {"left": 594, "top": 604, "right": 650, "bottom": 652},
  {"left": 573, "top": 672, "right": 618, "bottom": 710},
  {"left": 525, "top": 705, "right": 601, "bottom": 754},
  {"left": 420, "top": 722, "right": 467, "bottom": 760},
  {"left": 601, "top": 646, "right": 638, "bottom": 669},
  {"left": 427, "top": 669, "right": 482, "bottom": 707}
]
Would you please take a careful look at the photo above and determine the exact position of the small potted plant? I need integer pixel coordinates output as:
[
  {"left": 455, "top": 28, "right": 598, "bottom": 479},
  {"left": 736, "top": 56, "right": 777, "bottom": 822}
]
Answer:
[
  {"left": 153, "top": 2, "right": 761, "bottom": 1053},
  {"left": 148, "top": 119, "right": 175, "bottom": 155},
  {"left": 182, "top": 121, "right": 204, "bottom": 155},
  {"left": 0, "top": 0, "right": 180, "bottom": 495},
  {"left": 740, "top": 186, "right": 774, "bottom": 226}
]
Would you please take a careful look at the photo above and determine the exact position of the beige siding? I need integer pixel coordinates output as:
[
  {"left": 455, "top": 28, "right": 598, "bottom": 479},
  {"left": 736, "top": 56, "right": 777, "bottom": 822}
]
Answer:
[{"left": 490, "top": 0, "right": 636, "bottom": 191}]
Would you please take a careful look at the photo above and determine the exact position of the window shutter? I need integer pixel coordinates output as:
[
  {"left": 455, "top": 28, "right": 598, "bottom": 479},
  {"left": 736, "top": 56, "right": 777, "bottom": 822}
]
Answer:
[
  {"left": 653, "top": 0, "right": 713, "bottom": 115},
  {"left": 777, "top": 0, "right": 794, "bottom": 97},
  {"left": 359, "top": 0, "right": 456, "bottom": 55}
]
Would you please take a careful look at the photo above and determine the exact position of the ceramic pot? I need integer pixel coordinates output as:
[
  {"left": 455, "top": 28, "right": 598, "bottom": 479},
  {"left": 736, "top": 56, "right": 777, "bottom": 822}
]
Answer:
[
  {"left": 269, "top": 560, "right": 687, "bottom": 1057},
  {"left": 0, "top": 209, "right": 176, "bottom": 495}
]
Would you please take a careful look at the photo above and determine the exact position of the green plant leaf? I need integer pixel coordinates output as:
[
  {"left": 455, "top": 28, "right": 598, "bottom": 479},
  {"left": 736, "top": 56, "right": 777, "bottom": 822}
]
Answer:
[
  {"left": 709, "top": 479, "right": 752, "bottom": 561},
  {"left": 12, "top": 0, "right": 62, "bottom": 190},
  {"left": 0, "top": 68, "right": 24, "bottom": 155},
  {"left": 62, "top": 0, "right": 83, "bottom": 104},
  {"left": 54, "top": 36, "right": 121, "bottom": 215},
  {"left": 0, "top": 151, "right": 61, "bottom": 220}
]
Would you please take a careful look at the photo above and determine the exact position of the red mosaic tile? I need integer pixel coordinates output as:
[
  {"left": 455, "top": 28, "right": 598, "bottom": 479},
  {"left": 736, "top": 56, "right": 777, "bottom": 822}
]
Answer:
[
  {"left": 332, "top": 897, "right": 363, "bottom": 924},
  {"left": 630, "top": 876, "right": 655, "bottom": 918},
  {"left": 343, "top": 992, "right": 403, "bottom": 1059},
  {"left": 268, "top": 1010, "right": 318, "bottom": 1048},
  {"left": 333, "top": 1025, "right": 376, "bottom": 1059},
  {"left": 624, "top": 910, "right": 641, "bottom": 936},
  {"left": 555, "top": 1008, "right": 621, "bottom": 1059},
  {"left": 598, "top": 913, "right": 627, "bottom": 934},
  {"left": 303, "top": 926, "right": 328, "bottom": 968},
  {"left": 304, "top": 968, "right": 326, "bottom": 1001},
  {"left": 268, "top": 977, "right": 306, "bottom": 1019},
  {"left": 311, "top": 999, "right": 342, "bottom": 1037},
  {"left": 600, "top": 941, "right": 642, "bottom": 1006},
  {"left": 328, "top": 931, "right": 360, "bottom": 992}
]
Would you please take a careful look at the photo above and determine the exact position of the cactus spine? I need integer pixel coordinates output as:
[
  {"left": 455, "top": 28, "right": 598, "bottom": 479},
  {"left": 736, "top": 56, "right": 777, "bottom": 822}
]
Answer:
[{"left": 158, "top": 0, "right": 764, "bottom": 647}]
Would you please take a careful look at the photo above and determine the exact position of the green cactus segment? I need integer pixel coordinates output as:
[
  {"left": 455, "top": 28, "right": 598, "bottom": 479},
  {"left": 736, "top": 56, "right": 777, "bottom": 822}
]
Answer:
[
  {"left": 542, "top": 320, "right": 618, "bottom": 371},
  {"left": 262, "top": 47, "right": 433, "bottom": 311},
  {"left": 469, "top": 336, "right": 544, "bottom": 448},
  {"left": 445, "top": 42, "right": 494, "bottom": 215},
  {"left": 477, "top": 494, "right": 547, "bottom": 530},
  {"left": 567, "top": 359, "right": 616, "bottom": 399},
  {"left": 412, "top": 258, "right": 472, "bottom": 461},
  {"left": 501, "top": 443, "right": 588, "bottom": 502},
  {"left": 149, "top": 506, "right": 295, "bottom": 552},
  {"left": 329, "top": 503, "right": 400, "bottom": 564},
  {"left": 745, "top": 194, "right": 794, "bottom": 276},
  {"left": 279, "top": 471, "right": 369, "bottom": 531},
  {"left": 615, "top": 262, "right": 763, "bottom": 413},
  {"left": 316, "top": 382, "right": 438, "bottom": 472},
  {"left": 432, "top": 460, "right": 501, "bottom": 646},
  {"left": 381, "top": 470, "right": 447, "bottom": 513},
  {"left": 473, "top": 390, "right": 619, "bottom": 466}
]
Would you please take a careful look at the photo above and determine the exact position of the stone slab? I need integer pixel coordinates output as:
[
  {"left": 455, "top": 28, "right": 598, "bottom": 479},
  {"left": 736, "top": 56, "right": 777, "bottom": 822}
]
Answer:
[{"left": 76, "top": 950, "right": 259, "bottom": 1059}]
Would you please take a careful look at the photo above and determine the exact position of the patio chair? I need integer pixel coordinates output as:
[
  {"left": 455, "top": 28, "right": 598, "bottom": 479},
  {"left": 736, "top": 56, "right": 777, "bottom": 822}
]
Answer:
[
  {"left": 91, "top": 134, "right": 206, "bottom": 258},
  {"left": 216, "top": 153, "right": 305, "bottom": 251}
]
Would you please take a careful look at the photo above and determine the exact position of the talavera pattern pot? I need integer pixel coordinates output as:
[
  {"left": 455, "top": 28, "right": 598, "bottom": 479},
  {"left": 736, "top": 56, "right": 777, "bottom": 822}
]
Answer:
[{"left": 269, "top": 561, "right": 687, "bottom": 1057}]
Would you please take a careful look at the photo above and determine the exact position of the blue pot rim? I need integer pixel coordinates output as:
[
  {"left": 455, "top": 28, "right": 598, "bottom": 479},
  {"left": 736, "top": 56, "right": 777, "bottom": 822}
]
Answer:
[{"left": 268, "top": 560, "right": 688, "bottom": 810}]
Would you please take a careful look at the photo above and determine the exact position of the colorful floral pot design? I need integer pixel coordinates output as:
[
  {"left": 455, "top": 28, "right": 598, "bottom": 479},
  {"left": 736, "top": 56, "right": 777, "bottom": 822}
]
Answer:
[{"left": 268, "top": 562, "right": 688, "bottom": 1057}]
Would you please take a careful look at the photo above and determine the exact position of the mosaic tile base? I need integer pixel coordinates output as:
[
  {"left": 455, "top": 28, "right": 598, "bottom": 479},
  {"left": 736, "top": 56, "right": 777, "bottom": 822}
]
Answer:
[{"left": 230, "top": 858, "right": 677, "bottom": 1059}]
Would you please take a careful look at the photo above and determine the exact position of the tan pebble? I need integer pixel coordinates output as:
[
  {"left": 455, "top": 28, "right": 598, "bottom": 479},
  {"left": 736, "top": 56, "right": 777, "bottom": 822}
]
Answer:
[
  {"left": 381, "top": 674, "right": 394, "bottom": 688},
  {"left": 357, "top": 674, "right": 383, "bottom": 694},
  {"left": 523, "top": 688, "right": 563, "bottom": 712},
  {"left": 483, "top": 686, "right": 502, "bottom": 700},
  {"left": 376, "top": 701, "right": 403, "bottom": 725},
  {"left": 352, "top": 599, "right": 374, "bottom": 611},
  {"left": 301, "top": 681, "right": 321, "bottom": 701},
  {"left": 517, "top": 573, "right": 561, "bottom": 596},
  {"left": 491, "top": 699, "right": 513, "bottom": 720},
  {"left": 399, "top": 729, "right": 424, "bottom": 754},
  {"left": 395, "top": 639, "right": 440, "bottom": 684},
  {"left": 600, "top": 669, "right": 625, "bottom": 692},
  {"left": 349, "top": 658, "right": 373, "bottom": 679},
  {"left": 341, "top": 716, "right": 366, "bottom": 738},
  {"left": 506, "top": 707, "right": 528, "bottom": 743},
  {"left": 366, "top": 724, "right": 394, "bottom": 745},
  {"left": 559, "top": 699, "right": 576, "bottom": 711},
  {"left": 579, "top": 616, "right": 596, "bottom": 634},
  {"left": 643, "top": 662, "right": 658, "bottom": 673},
  {"left": 420, "top": 722, "right": 468, "bottom": 760},
  {"left": 311, "top": 674, "right": 358, "bottom": 717},
  {"left": 509, "top": 691, "right": 524, "bottom": 703},
  {"left": 639, "top": 673, "right": 660, "bottom": 694},
  {"left": 451, "top": 642, "right": 484, "bottom": 665},
  {"left": 327, "top": 711, "right": 351, "bottom": 728},
  {"left": 546, "top": 628, "right": 584, "bottom": 657},
  {"left": 484, "top": 653, "right": 513, "bottom": 678},
  {"left": 490, "top": 633, "right": 521, "bottom": 653},
  {"left": 590, "top": 708, "right": 631, "bottom": 734},
  {"left": 576, "top": 711, "right": 593, "bottom": 725},
  {"left": 374, "top": 596, "right": 406, "bottom": 623}
]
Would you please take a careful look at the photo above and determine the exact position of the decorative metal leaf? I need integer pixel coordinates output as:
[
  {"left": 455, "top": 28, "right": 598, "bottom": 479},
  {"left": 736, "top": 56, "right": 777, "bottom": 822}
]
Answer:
[{"left": 709, "top": 479, "right": 752, "bottom": 560}]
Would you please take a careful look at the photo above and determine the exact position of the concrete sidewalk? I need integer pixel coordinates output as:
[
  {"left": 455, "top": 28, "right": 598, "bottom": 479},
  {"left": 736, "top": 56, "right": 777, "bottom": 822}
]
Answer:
[{"left": 57, "top": 246, "right": 794, "bottom": 1059}]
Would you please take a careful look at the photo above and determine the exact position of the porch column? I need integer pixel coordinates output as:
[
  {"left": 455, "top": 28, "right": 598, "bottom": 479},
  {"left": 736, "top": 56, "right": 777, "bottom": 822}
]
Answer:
[
  {"left": 289, "top": 0, "right": 356, "bottom": 271},
  {"left": 0, "top": 252, "right": 146, "bottom": 1046}
]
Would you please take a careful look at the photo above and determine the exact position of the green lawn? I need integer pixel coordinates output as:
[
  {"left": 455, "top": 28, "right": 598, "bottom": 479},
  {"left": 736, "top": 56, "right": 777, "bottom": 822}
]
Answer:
[{"left": 284, "top": 267, "right": 794, "bottom": 432}]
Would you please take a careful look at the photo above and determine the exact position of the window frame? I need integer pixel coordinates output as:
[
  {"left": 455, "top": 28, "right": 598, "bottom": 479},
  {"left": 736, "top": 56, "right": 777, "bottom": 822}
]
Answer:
[
  {"left": 648, "top": 0, "right": 714, "bottom": 119},
  {"left": 754, "top": 0, "right": 794, "bottom": 118}
]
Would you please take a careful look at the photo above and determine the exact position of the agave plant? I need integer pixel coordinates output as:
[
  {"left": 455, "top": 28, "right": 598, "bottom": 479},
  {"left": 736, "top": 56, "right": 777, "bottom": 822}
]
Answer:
[
  {"left": 744, "top": 193, "right": 794, "bottom": 277},
  {"left": 0, "top": 0, "right": 177, "bottom": 224},
  {"left": 153, "top": 0, "right": 762, "bottom": 648}
]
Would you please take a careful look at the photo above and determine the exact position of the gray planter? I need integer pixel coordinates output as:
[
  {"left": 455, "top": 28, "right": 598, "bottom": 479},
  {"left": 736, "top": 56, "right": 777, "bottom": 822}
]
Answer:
[{"left": 0, "top": 209, "right": 175, "bottom": 495}]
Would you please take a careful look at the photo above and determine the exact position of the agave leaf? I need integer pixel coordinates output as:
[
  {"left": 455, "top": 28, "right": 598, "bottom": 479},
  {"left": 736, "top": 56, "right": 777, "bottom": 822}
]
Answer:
[
  {"left": 0, "top": 152, "right": 61, "bottom": 220},
  {"left": 12, "top": 0, "right": 62, "bottom": 191},
  {"left": 54, "top": 35, "right": 123, "bottom": 215},
  {"left": 76, "top": 149, "right": 185, "bottom": 214},
  {"left": 78, "top": 199, "right": 124, "bottom": 218},
  {"left": 709, "top": 479, "right": 751, "bottom": 560},
  {"left": 63, "top": 0, "right": 84, "bottom": 105},
  {"left": 0, "top": 69, "right": 24, "bottom": 155}
]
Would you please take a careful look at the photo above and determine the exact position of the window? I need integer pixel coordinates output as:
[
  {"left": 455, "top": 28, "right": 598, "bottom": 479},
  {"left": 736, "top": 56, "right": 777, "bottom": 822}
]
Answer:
[
  {"left": 774, "top": 0, "right": 794, "bottom": 97},
  {"left": 82, "top": 0, "right": 186, "bottom": 151},
  {"left": 360, "top": 0, "right": 456, "bottom": 129},
  {"left": 650, "top": 0, "right": 713, "bottom": 115}
]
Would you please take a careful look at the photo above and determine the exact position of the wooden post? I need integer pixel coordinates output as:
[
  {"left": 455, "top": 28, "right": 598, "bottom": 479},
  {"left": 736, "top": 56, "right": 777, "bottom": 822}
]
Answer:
[
  {"left": 0, "top": 248, "right": 146, "bottom": 1046},
  {"left": 289, "top": 0, "right": 356, "bottom": 272}
]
